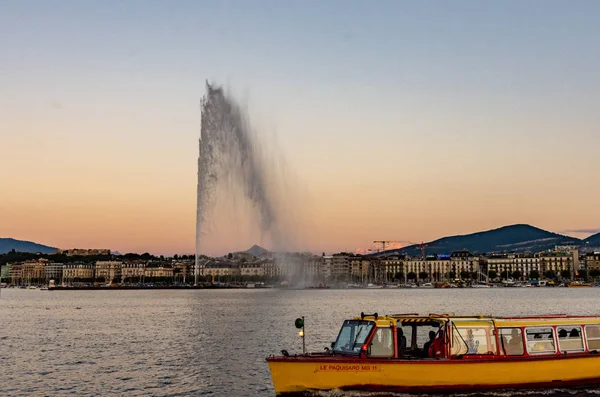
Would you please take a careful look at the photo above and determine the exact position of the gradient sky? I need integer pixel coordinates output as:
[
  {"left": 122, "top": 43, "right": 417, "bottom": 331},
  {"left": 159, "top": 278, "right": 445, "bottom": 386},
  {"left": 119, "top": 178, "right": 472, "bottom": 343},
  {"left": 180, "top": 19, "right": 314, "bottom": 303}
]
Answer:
[{"left": 2, "top": 1, "right": 599, "bottom": 256}]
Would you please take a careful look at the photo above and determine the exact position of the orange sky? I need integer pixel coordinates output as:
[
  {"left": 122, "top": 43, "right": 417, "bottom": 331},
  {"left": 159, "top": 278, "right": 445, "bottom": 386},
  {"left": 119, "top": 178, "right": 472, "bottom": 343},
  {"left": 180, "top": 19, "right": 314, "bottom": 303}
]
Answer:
[{"left": 2, "top": 2, "right": 600, "bottom": 256}]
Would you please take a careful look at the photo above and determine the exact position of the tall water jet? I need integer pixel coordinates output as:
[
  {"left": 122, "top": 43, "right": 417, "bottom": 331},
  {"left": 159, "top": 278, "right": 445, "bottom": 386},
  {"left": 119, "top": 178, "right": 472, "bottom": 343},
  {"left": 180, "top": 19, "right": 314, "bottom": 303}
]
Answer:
[{"left": 195, "top": 82, "right": 294, "bottom": 282}]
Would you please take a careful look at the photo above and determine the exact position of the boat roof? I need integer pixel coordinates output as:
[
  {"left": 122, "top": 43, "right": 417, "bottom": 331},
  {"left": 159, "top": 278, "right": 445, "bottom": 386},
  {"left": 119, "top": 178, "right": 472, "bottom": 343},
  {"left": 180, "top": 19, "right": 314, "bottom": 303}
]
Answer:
[{"left": 353, "top": 313, "right": 600, "bottom": 327}]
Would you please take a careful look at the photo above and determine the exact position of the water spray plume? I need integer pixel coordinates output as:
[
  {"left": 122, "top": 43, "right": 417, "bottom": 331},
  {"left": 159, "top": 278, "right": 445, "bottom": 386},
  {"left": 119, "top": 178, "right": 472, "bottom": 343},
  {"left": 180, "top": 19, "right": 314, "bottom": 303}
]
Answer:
[{"left": 194, "top": 82, "right": 298, "bottom": 283}]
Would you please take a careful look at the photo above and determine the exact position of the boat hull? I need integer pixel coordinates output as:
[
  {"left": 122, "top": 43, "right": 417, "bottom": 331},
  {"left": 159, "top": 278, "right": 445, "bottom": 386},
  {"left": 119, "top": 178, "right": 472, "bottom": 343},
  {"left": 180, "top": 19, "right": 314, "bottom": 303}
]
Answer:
[{"left": 266, "top": 354, "right": 600, "bottom": 395}]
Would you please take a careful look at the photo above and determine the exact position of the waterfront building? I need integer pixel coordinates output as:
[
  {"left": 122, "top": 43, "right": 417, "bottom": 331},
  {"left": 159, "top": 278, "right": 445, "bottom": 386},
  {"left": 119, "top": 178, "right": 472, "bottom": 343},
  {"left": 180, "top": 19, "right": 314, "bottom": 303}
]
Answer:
[
  {"left": 95, "top": 261, "right": 122, "bottom": 282},
  {"left": 261, "top": 259, "right": 280, "bottom": 279},
  {"left": 63, "top": 263, "right": 94, "bottom": 282},
  {"left": 449, "top": 250, "right": 479, "bottom": 278},
  {"left": 585, "top": 252, "right": 600, "bottom": 270},
  {"left": 240, "top": 261, "right": 265, "bottom": 277},
  {"left": 122, "top": 262, "right": 146, "bottom": 281},
  {"left": 398, "top": 251, "right": 482, "bottom": 282},
  {"left": 369, "top": 258, "right": 385, "bottom": 284},
  {"left": 405, "top": 255, "right": 451, "bottom": 282},
  {"left": 539, "top": 251, "right": 573, "bottom": 276},
  {"left": 330, "top": 253, "right": 351, "bottom": 281},
  {"left": 172, "top": 260, "right": 193, "bottom": 283},
  {"left": 380, "top": 254, "right": 405, "bottom": 283},
  {"left": 44, "top": 262, "right": 63, "bottom": 282},
  {"left": 204, "top": 261, "right": 240, "bottom": 278},
  {"left": 555, "top": 245, "right": 580, "bottom": 277},
  {"left": 320, "top": 255, "right": 333, "bottom": 280},
  {"left": 0, "top": 264, "right": 8, "bottom": 281},
  {"left": 486, "top": 254, "right": 512, "bottom": 278},
  {"left": 512, "top": 254, "right": 540, "bottom": 279},
  {"left": 144, "top": 263, "right": 174, "bottom": 279},
  {"left": 350, "top": 256, "right": 371, "bottom": 283},
  {"left": 403, "top": 258, "right": 425, "bottom": 280},
  {"left": 485, "top": 253, "right": 540, "bottom": 280},
  {"left": 305, "top": 256, "right": 324, "bottom": 281},
  {"left": 8, "top": 263, "right": 23, "bottom": 285},
  {"left": 22, "top": 259, "right": 47, "bottom": 284}
]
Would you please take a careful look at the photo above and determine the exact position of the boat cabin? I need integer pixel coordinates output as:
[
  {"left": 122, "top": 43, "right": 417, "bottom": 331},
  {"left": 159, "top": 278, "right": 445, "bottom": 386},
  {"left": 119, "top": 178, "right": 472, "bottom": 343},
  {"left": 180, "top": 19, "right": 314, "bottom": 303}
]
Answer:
[{"left": 331, "top": 312, "right": 600, "bottom": 360}]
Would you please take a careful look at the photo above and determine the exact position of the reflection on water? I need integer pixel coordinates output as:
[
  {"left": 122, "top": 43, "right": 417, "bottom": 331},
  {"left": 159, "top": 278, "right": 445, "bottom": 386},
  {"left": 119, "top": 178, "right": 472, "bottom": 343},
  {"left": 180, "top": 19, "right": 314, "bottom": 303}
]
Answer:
[{"left": 1, "top": 288, "right": 600, "bottom": 396}]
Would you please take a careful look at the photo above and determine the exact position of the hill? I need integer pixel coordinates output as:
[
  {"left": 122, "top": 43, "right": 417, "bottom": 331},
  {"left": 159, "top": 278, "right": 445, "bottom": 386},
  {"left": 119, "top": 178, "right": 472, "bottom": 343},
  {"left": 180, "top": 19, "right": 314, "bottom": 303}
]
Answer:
[
  {"left": 371, "top": 224, "right": 582, "bottom": 257},
  {"left": 237, "top": 244, "right": 270, "bottom": 256},
  {"left": 0, "top": 238, "right": 58, "bottom": 254},
  {"left": 583, "top": 232, "right": 600, "bottom": 247}
]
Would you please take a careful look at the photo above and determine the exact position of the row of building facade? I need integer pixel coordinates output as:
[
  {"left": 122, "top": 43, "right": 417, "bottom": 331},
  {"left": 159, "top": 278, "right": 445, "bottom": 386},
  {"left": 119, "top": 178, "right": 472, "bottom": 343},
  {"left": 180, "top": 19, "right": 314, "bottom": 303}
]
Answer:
[
  {"left": 1, "top": 259, "right": 191, "bottom": 285},
  {"left": 2, "top": 247, "right": 600, "bottom": 285},
  {"left": 200, "top": 247, "right": 598, "bottom": 283}
]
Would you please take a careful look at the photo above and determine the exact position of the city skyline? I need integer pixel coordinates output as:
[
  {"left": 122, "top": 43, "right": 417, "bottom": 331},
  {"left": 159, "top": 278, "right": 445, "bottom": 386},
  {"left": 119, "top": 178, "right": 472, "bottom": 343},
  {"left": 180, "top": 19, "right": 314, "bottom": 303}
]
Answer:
[{"left": 2, "top": 1, "right": 600, "bottom": 256}]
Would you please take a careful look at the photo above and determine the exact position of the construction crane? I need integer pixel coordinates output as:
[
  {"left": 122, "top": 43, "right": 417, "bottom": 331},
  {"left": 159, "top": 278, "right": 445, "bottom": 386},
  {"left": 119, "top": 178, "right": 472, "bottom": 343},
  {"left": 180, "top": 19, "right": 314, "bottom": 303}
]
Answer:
[
  {"left": 373, "top": 240, "right": 412, "bottom": 252},
  {"left": 373, "top": 240, "right": 429, "bottom": 258},
  {"left": 418, "top": 242, "right": 427, "bottom": 258}
]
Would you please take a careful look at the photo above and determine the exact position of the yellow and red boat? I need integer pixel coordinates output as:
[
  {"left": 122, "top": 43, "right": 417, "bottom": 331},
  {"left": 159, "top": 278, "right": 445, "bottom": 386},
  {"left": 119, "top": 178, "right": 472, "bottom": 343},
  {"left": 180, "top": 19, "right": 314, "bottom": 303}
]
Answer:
[{"left": 266, "top": 312, "right": 600, "bottom": 394}]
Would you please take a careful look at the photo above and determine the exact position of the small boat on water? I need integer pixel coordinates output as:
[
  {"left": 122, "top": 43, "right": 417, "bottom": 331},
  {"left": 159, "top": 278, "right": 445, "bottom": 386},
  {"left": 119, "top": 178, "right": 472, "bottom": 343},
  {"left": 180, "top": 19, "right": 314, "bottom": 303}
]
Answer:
[
  {"left": 568, "top": 281, "right": 593, "bottom": 288},
  {"left": 266, "top": 312, "right": 600, "bottom": 394}
]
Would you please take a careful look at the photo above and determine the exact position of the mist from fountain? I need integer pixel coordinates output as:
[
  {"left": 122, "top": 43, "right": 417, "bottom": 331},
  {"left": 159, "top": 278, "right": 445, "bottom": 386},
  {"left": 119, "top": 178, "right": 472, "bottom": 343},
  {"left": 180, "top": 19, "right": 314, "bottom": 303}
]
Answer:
[{"left": 194, "top": 82, "right": 304, "bottom": 284}]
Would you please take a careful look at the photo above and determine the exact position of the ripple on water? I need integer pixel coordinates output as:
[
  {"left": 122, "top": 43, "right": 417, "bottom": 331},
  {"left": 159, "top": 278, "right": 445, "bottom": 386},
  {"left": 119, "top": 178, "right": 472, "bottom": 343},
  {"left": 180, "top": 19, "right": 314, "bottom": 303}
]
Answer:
[{"left": 1, "top": 288, "right": 600, "bottom": 396}]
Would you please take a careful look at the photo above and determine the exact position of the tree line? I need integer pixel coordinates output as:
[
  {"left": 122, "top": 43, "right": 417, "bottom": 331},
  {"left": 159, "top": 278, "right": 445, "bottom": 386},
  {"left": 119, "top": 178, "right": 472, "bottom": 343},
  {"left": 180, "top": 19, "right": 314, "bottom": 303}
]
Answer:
[{"left": 0, "top": 250, "right": 197, "bottom": 266}]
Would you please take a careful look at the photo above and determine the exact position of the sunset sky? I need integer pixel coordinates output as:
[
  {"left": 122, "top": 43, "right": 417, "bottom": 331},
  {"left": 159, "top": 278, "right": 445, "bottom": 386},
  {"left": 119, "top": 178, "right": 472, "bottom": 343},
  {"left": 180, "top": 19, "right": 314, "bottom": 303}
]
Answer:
[{"left": 2, "top": 1, "right": 599, "bottom": 256}]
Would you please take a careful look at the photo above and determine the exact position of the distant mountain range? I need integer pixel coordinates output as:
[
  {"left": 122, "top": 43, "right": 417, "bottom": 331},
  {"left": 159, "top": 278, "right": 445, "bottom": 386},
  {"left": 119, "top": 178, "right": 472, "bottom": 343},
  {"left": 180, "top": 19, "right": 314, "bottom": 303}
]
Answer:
[
  {"left": 370, "top": 224, "right": 595, "bottom": 257},
  {"left": 2, "top": 224, "right": 600, "bottom": 257},
  {"left": 0, "top": 238, "right": 57, "bottom": 254}
]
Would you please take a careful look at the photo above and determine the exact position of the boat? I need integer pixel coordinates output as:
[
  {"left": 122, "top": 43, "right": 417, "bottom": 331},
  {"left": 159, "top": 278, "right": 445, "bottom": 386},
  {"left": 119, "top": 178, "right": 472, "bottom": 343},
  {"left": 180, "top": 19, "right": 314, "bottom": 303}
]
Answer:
[
  {"left": 419, "top": 282, "right": 434, "bottom": 288},
  {"left": 435, "top": 282, "right": 457, "bottom": 289},
  {"left": 266, "top": 312, "right": 600, "bottom": 394},
  {"left": 308, "top": 284, "right": 330, "bottom": 289},
  {"left": 568, "top": 281, "right": 593, "bottom": 288}
]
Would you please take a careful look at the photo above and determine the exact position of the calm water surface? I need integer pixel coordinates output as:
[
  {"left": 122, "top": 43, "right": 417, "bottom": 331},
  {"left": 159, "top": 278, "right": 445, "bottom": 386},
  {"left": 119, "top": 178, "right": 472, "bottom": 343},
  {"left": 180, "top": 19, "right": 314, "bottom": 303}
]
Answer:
[{"left": 1, "top": 288, "right": 600, "bottom": 396}]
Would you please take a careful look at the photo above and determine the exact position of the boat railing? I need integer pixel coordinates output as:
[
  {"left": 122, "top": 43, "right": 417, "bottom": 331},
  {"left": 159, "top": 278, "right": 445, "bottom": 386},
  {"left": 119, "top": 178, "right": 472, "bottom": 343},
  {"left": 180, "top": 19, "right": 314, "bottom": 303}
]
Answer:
[
  {"left": 429, "top": 313, "right": 456, "bottom": 318},
  {"left": 500, "top": 314, "right": 569, "bottom": 319}
]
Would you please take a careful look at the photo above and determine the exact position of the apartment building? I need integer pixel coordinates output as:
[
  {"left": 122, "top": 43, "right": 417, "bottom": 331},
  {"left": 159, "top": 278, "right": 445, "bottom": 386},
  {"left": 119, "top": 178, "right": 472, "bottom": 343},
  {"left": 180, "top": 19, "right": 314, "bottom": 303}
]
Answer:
[
  {"left": 95, "top": 261, "right": 122, "bottom": 282},
  {"left": 63, "top": 263, "right": 95, "bottom": 281}
]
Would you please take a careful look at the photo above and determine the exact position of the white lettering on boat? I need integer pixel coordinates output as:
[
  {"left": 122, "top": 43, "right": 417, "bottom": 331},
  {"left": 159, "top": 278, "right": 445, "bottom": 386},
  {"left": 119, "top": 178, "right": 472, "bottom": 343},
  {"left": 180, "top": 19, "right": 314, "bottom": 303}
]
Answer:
[{"left": 316, "top": 364, "right": 380, "bottom": 372}]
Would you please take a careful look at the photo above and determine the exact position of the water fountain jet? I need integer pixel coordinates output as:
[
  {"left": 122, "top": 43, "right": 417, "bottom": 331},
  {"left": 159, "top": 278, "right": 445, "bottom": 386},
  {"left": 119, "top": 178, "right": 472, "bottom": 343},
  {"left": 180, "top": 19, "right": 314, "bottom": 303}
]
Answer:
[{"left": 194, "top": 82, "right": 292, "bottom": 283}]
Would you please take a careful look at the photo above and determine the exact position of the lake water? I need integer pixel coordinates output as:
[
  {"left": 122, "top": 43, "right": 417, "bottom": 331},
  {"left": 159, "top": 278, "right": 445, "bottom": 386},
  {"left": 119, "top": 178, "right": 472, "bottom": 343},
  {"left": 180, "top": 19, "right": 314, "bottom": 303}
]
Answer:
[{"left": 1, "top": 288, "right": 600, "bottom": 396}]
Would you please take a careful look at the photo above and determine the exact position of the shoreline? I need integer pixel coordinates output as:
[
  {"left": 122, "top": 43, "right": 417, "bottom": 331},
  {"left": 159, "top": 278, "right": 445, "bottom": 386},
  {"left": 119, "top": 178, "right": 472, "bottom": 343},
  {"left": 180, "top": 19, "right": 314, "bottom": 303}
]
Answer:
[{"left": 3, "top": 284, "right": 596, "bottom": 291}]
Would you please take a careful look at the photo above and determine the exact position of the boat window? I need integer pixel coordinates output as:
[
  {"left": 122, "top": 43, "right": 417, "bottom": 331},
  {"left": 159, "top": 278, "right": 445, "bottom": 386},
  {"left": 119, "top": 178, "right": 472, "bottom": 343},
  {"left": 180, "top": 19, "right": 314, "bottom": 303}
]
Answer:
[
  {"left": 498, "top": 328, "right": 524, "bottom": 355},
  {"left": 557, "top": 326, "right": 584, "bottom": 352},
  {"left": 415, "top": 324, "right": 440, "bottom": 348},
  {"left": 525, "top": 327, "right": 556, "bottom": 354},
  {"left": 332, "top": 320, "right": 374, "bottom": 354},
  {"left": 368, "top": 327, "right": 394, "bottom": 358},
  {"left": 450, "top": 325, "right": 497, "bottom": 356},
  {"left": 585, "top": 325, "right": 600, "bottom": 351},
  {"left": 397, "top": 324, "right": 413, "bottom": 352}
]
